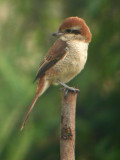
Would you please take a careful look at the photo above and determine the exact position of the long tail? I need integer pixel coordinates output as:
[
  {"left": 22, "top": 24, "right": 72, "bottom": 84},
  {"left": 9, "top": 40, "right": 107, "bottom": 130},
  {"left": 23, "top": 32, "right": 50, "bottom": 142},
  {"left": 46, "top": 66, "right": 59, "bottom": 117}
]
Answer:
[{"left": 20, "top": 77, "right": 50, "bottom": 131}]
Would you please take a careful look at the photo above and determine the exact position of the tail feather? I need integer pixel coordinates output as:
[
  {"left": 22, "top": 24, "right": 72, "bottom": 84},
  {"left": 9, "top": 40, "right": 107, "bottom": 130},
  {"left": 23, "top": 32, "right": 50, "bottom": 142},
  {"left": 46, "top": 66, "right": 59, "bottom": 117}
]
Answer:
[
  {"left": 20, "top": 93, "right": 39, "bottom": 131},
  {"left": 20, "top": 77, "right": 50, "bottom": 131}
]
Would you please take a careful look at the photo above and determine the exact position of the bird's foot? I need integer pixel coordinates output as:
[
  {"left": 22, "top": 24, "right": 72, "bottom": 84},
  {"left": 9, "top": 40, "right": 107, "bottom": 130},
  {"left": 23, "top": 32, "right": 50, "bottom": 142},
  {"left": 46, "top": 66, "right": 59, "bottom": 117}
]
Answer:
[{"left": 58, "top": 81, "right": 79, "bottom": 97}]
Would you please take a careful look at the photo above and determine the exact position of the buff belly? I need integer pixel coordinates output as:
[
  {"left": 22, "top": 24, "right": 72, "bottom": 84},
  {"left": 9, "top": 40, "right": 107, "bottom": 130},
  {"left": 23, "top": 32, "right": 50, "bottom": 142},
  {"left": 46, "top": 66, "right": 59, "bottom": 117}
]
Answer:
[{"left": 49, "top": 41, "right": 88, "bottom": 85}]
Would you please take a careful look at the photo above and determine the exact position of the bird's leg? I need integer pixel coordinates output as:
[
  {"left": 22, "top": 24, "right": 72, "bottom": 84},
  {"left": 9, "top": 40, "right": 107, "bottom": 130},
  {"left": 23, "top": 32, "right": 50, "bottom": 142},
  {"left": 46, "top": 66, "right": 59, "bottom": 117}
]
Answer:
[{"left": 58, "top": 80, "right": 80, "bottom": 94}]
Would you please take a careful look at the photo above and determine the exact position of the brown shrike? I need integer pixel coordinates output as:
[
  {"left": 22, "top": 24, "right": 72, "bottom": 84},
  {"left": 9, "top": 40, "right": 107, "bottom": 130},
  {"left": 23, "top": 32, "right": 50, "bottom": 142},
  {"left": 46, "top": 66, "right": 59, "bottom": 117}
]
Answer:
[{"left": 20, "top": 17, "right": 92, "bottom": 130}]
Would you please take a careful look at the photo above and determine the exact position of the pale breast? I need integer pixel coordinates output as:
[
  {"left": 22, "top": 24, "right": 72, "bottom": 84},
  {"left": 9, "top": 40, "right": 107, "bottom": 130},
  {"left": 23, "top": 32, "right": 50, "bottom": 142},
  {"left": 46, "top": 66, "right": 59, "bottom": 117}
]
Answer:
[
  {"left": 67, "top": 40, "right": 88, "bottom": 72},
  {"left": 52, "top": 40, "right": 88, "bottom": 84}
]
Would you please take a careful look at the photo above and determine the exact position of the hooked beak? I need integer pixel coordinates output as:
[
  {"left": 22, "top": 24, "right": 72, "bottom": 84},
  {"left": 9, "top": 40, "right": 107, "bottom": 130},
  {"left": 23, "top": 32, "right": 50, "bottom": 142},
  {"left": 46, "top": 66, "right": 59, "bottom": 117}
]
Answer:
[{"left": 52, "top": 31, "right": 63, "bottom": 37}]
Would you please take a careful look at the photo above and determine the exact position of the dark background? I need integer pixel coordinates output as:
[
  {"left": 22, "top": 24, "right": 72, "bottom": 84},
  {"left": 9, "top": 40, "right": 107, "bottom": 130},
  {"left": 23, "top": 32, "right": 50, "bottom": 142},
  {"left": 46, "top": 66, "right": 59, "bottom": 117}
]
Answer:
[{"left": 0, "top": 0, "right": 120, "bottom": 159}]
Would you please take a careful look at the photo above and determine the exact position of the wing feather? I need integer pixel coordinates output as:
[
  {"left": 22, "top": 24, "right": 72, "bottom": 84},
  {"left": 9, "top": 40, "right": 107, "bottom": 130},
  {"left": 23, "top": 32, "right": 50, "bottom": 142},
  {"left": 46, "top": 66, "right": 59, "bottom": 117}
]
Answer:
[{"left": 33, "top": 39, "right": 67, "bottom": 82}]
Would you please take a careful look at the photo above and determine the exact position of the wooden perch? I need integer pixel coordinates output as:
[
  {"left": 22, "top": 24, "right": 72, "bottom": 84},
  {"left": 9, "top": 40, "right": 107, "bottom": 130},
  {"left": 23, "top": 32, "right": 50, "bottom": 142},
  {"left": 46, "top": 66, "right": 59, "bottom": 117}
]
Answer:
[{"left": 60, "top": 88, "right": 78, "bottom": 160}]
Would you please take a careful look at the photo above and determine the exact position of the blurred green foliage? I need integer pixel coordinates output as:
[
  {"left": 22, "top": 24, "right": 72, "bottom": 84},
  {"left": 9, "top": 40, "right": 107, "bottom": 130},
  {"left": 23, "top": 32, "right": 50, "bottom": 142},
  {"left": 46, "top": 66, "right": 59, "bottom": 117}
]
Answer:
[{"left": 0, "top": 0, "right": 120, "bottom": 159}]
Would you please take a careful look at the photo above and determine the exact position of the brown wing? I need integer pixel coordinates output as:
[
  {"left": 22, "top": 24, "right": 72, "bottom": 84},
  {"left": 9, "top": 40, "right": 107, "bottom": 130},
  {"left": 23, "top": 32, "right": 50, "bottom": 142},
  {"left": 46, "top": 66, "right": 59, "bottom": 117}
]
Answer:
[{"left": 33, "top": 39, "right": 67, "bottom": 82}]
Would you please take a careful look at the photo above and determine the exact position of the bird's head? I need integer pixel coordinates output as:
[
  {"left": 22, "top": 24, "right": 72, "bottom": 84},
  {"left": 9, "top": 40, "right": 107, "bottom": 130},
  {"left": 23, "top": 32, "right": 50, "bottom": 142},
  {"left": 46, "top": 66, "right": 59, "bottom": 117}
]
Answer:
[{"left": 52, "top": 17, "right": 92, "bottom": 43}]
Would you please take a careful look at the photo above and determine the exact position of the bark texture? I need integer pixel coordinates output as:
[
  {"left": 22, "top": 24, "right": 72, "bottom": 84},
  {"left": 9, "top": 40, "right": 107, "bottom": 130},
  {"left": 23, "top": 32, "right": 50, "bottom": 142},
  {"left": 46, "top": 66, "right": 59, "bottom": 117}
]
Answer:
[{"left": 60, "top": 89, "right": 78, "bottom": 160}]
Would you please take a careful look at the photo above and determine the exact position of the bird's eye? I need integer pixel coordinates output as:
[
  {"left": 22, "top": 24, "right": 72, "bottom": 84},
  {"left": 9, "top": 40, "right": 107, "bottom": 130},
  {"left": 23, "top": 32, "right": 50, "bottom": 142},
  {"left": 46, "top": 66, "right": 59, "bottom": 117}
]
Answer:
[
  {"left": 72, "top": 30, "right": 80, "bottom": 34},
  {"left": 65, "top": 29, "right": 81, "bottom": 34},
  {"left": 65, "top": 29, "right": 71, "bottom": 33}
]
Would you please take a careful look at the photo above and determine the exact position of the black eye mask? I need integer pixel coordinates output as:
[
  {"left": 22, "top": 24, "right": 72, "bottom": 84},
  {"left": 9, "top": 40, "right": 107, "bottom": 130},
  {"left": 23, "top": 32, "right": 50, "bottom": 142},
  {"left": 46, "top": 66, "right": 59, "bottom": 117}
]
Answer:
[{"left": 65, "top": 29, "right": 80, "bottom": 34}]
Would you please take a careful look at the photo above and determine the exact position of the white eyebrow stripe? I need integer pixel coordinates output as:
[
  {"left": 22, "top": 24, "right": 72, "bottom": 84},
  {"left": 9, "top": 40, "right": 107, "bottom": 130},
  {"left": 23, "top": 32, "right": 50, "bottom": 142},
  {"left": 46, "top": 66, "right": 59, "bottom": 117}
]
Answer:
[{"left": 70, "top": 26, "right": 81, "bottom": 30}]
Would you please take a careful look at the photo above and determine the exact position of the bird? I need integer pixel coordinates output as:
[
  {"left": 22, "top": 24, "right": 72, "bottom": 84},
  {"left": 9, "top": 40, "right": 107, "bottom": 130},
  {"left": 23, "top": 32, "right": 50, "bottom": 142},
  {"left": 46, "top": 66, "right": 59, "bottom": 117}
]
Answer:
[{"left": 20, "top": 16, "right": 92, "bottom": 130}]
